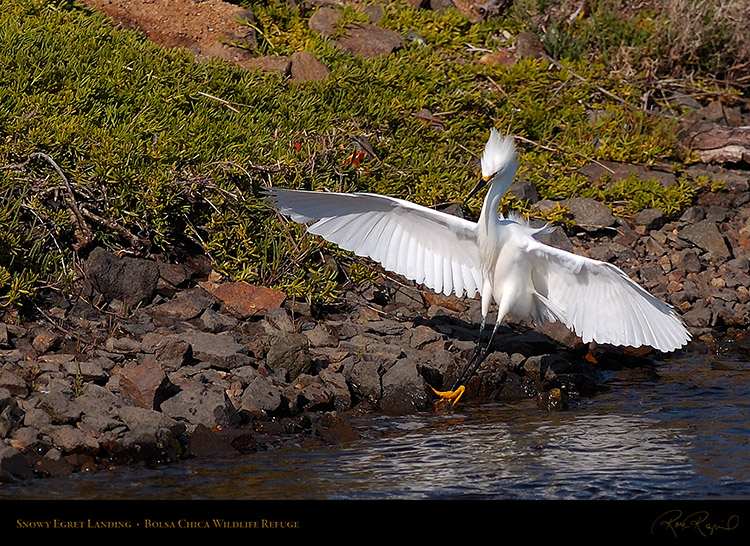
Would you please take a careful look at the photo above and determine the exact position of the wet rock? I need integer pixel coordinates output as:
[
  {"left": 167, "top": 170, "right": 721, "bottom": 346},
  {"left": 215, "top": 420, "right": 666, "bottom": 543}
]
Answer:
[
  {"left": 522, "top": 354, "right": 573, "bottom": 381},
  {"left": 0, "top": 443, "right": 34, "bottom": 482},
  {"left": 84, "top": 247, "right": 159, "bottom": 307},
  {"left": 315, "top": 411, "right": 359, "bottom": 445},
  {"left": 112, "top": 406, "right": 185, "bottom": 463},
  {"left": 380, "top": 360, "right": 429, "bottom": 414},
  {"left": 335, "top": 24, "right": 404, "bottom": 57},
  {"left": 188, "top": 423, "right": 242, "bottom": 458},
  {"left": 537, "top": 387, "right": 568, "bottom": 411}
]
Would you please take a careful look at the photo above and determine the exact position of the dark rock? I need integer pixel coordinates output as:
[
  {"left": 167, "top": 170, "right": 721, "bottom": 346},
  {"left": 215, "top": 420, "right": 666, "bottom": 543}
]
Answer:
[
  {"left": 633, "top": 208, "right": 665, "bottom": 231},
  {"left": 672, "top": 248, "right": 703, "bottom": 273},
  {"left": 315, "top": 411, "right": 359, "bottom": 444},
  {"left": 37, "top": 387, "right": 81, "bottom": 425},
  {"left": 149, "top": 288, "right": 216, "bottom": 321},
  {"left": 678, "top": 220, "right": 731, "bottom": 261},
  {"left": 290, "top": 374, "right": 335, "bottom": 412},
  {"left": 240, "top": 375, "right": 284, "bottom": 414},
  {"left": 160, "top": 386, "right": 241, "bottom": 430},
  {"left": 0, "top": 443, "right": 34, "bottom": 481},
  {"left": 47, "top": 425, "right": 99, "bottom": 455},
  {"left": 200, "top": 308, "right": 238, "bottom": 333},
  {"left": 188, "top": 424, "right": 240, "bottom": 458},
  {"left": 515, "top": 30, "right": 547, "bottom": 59},
  {"left": 335, "top": 24, "right": 404, "bottom": 57},
  {"left": 0, "top": 389, "right": 22, "bottom": 438},
  {"left": 508, "top": 179, "right": 540, "bottom": 204},
  {"left": 343, "top": 358, "right": 382, "bottom": 401},
  {"left": 266, "top": 332, "right": 311, "bottom": 380},
  {"left": 172, "top": 331, "right": 251, "bottom": 369},
  {"left": 380, "top": 360, "right": 429, "bottom": 414},
  {"left": 31, "top": 329, "right": 61, "bottom": 355},
  {"left": 0, "top": 369, "right": 27, "bottom": 397},
  {"left": 562, "top": 197, "right": 616, "bottom": 231},
  {"left": 84, "top": 247, "right": 159, "bottom": 307},
  {"left": 153, "top": 337, "right": 193, "bottom": 371},
  {"left": 319, "top": 366, "right": 352, "bottom": 411},
  {"left": 265, "top": 307, "right": 295, "bottom": 333},
  {"left": 680, "top": 206, "right": 705, "bottom": 223}
]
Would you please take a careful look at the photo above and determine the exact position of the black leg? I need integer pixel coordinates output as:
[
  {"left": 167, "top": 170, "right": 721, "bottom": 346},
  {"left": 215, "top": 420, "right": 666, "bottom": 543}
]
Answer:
[{"left": 451, "top": 319, "right": 499, "bottom": 391}]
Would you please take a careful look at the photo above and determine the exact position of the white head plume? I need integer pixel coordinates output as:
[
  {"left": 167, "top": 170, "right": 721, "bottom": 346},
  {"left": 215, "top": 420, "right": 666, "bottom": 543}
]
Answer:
[{"left": 480, "top": 128, "right": 516, "bottom": 180}]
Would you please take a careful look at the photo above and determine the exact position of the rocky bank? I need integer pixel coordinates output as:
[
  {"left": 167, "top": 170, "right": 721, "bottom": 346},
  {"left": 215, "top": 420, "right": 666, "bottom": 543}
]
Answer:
[{"left": 1, "top": 157, "right": 749, "bottom": 482}]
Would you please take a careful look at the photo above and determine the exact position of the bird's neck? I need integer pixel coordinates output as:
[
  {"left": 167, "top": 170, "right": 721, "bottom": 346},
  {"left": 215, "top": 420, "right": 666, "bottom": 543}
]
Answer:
[{"left": 478, "top": 170, "right": 514, "bottom": 236}]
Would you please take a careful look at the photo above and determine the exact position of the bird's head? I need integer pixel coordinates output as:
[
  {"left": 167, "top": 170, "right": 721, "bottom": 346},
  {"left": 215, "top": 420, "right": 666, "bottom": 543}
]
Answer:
[{"left": 466, "top": 129, "right": 517, "bottom": 202}]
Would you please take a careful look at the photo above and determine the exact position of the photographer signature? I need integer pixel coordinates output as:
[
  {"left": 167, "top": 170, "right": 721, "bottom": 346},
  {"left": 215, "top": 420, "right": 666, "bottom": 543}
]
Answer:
[{"left": 651, "top": 509, "right": 739, "bottom": 538}]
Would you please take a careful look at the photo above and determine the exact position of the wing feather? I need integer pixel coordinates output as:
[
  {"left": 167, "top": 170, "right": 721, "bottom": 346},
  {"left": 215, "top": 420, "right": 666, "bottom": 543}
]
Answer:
[
  {"left": 525, "top": 239, "right": 690, "bottom": 352},
  {"left": 263, "top": 187, "right": 483, "bottom": 298}
]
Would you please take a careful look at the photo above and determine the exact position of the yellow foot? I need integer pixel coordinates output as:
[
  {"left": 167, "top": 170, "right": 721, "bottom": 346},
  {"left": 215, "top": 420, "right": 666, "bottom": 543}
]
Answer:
[{"left": 430, "top": 385, "right": 466, "bottom": 406}]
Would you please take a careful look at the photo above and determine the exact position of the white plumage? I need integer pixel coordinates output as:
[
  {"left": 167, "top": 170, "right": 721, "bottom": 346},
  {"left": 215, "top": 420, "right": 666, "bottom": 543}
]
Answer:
[{"left": 263, "top": 129, "right": 691, "bottom": 356}]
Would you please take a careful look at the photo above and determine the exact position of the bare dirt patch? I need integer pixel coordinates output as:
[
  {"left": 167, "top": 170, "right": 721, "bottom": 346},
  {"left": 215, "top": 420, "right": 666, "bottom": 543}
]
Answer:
[{"left": 81, "top": 0, "right": 256, "bottom": 66}]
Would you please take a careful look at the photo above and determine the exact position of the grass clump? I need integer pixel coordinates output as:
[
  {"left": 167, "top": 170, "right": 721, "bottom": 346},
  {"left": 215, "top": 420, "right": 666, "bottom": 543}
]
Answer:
[{"left": 0, "top": 0, "right": 738, "bottom": 307}]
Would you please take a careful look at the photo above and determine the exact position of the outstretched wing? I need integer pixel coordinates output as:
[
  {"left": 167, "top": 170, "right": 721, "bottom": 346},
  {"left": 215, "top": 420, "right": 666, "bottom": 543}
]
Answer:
[
  {"left": 526, "top": 239, "right": 690, "bottom": 352},
  {"left": 263, "top": 187, "right": 483, "bottom": 298}
]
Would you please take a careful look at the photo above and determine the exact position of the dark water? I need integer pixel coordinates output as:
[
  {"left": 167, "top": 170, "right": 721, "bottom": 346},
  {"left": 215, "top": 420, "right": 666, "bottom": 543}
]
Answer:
[{"left": 2, "top": 354, "right": 749, "bottom": 501}]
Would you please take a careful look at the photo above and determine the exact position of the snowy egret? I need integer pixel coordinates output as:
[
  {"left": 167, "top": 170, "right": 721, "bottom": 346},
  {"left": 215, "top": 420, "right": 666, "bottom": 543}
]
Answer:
[{"left": 263, "top": 129, "right": 690, "bottom": 404}]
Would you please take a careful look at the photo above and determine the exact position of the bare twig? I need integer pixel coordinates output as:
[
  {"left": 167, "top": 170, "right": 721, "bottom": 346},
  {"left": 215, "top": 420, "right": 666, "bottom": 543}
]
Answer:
[{"left": 28, "top": 152, "right": 94, "bottom": 250}]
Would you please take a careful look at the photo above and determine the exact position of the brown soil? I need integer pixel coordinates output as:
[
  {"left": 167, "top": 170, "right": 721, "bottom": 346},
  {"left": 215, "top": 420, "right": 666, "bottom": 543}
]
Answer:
[{"left": 80, "top": 0, "right": 255, "bottom": 65}]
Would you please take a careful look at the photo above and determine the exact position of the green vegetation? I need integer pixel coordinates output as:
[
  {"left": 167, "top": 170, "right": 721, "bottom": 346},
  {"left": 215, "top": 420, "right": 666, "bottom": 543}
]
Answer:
[{"left": 0, "top": 0, "right": 744, "bottom": 306}]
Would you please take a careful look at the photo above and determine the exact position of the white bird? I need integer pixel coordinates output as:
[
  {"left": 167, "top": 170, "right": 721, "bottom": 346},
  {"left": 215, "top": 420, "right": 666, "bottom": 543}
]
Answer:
[{"left": 263, "top": 129, "right": 691, "bottom": 404}]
